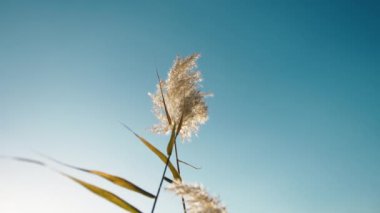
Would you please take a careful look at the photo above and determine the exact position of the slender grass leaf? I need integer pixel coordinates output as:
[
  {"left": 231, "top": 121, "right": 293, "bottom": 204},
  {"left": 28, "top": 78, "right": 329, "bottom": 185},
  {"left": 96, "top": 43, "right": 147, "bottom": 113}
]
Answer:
[
  {"left": 2, "top": 156, "right": 142, "bottom": 212},
  {"left": 120, "top": 123, "right": 181, "bottom": 181},
  {"left": 163, "top": 176, "right": 173, "bottom": 184},
  {"left": 156, "top": 70, "right": 172, "bottom": 125},
  {"left": 178, "top": 159, "right": 201, "bottom": 170},
  {"left": 8, "top": 156, "right": 47, "bottom": 166},
  {"left": 63, "top": 173, "right": 142, "bottom": 213},
  {"left": 90, "top": 170, "right": 155, "bottom": 198},
  {"left": 175, "top": 99, "right": 185, "bottom": 139},
  {"left": 166, "top": 124, "right": 177, "bottom": 156},
  {"left": 37, "top": 153, "right": 155, "bottom": 199}
]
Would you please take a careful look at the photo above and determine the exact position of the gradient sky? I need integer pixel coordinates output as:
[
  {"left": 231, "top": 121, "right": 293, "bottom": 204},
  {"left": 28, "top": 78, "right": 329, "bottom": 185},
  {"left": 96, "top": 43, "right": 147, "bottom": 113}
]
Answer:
[{"left": 1, "top": 0, "right": 379, "bottom": 212}]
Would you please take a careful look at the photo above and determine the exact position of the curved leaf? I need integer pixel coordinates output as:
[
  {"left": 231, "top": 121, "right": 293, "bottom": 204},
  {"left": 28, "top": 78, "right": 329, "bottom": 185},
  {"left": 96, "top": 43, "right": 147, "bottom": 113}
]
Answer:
[
  {"left": 91, "top": 170, "right": 155, "bottom": 198},
  {"left": 120, "top": 123, "right": 181, "bottom": 181},
  {"left": 2, "top": 156, "right": 142, "bottom": 213},
  {"left": 156, "top": 70, "right": 172, "bottom": 125},
  {"left": 166, "top": 124, "right": 177, "bottom": 156},
  {"left": 63, "top": 173, "right": 142, "bottom": 213},
  {"left": 163, "top": 176, "right": 173, "bottom": 183},
  {"left": 37, "top": 153, "right": 155, "bottom": 199},
  {"left": 7, "top": 156, "right": 46, "bottom": 166},
  {"left": 178, "top": 159, "right": 201, "bottom": 170},
  {"left": 175, "top": 105, "right": 185, "bottom": 139}
]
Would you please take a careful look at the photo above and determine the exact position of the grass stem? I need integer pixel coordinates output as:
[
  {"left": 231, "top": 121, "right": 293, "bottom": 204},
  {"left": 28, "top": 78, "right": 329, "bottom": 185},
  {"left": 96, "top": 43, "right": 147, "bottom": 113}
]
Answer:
[
  {"left": 151, "top": 153, "right": 171, "bottom": 213},
  {"left": 174, "top": 141, "right": 187, "bottom": 213}
]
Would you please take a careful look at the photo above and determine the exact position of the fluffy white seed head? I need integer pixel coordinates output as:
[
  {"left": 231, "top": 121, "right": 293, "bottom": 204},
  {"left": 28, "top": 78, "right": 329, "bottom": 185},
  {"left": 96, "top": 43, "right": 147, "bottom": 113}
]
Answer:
[
  {"left": 167, "top": 180, "right": 227, "bottom": 213},
  {"left": 149, "top": 53, "right": 211, "bottom": 141}
]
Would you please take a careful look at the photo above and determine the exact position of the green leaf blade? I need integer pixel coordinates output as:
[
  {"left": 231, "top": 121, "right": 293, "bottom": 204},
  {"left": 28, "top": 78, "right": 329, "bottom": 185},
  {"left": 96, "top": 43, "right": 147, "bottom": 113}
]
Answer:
[
  {"left": 156, "top": 70, "right": 172, "bottom": 125},
  {"left": 134, "top": 133, "right": 181, "bottom": 180},
  {"left": 166, "top": 124, "right": 177, "bottom": 156},
  {"left": 120, "top": 123, "right": 181, "bottom": 180},
  {"left": 2, "top": 156, "right": 142, "bottom": 213},
  {"left": 38, "top": 153, "right": 155, "bottom": 199},
  {"left": 90, "top": 170, "right": 155, "bottom": 199},
  {"left": 64, "top": 174, "right": 142, "bottom": 213}
]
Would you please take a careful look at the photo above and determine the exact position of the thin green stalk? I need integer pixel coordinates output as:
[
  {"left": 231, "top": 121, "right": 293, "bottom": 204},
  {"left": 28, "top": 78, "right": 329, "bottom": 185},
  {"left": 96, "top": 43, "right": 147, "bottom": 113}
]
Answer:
[
  {"left": 151, "top": 127, "right": 187, "bottom": 212},
  {"left": 151, "top": 124, "right": 177, "bottom": 213},
  {"left": 151, "top": 152, "right": 172, "bottom": 213},
  {"left": 174, "top": 141, "right": 187, "bottom": 213}
]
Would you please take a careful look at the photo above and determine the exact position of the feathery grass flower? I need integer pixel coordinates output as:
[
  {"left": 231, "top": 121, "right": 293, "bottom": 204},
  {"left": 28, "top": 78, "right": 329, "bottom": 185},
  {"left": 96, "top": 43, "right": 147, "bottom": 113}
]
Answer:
[
  {"left": 167, "top": 180, "right": 227, "bottom": 213},
  {"left": 149, "top": 53, "right": 211, "bottom": 141}
]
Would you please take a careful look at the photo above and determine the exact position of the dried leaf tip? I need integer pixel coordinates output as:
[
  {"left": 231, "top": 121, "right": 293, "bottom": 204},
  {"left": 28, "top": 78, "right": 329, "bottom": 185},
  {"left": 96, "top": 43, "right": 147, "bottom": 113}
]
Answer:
[
  {"left": 149, "top": 53, "right": 211, "bottom": 141},
  {"left": 167, "top": 180, "right": 227, "bottom": 213}
]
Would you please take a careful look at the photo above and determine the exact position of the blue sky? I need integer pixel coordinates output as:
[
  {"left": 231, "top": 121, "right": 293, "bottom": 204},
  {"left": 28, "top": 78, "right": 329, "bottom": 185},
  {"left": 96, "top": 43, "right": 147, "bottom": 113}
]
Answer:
[{"left": 0, "top": 0, "right": 379, "bottom": 212}]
